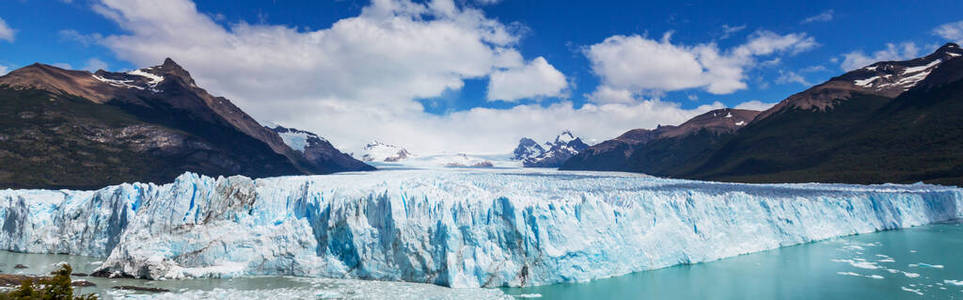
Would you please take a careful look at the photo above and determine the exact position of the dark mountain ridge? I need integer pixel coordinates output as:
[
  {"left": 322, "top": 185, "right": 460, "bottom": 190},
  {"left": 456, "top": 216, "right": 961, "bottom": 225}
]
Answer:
[{"left": 0, "top": 59, "right": 371, "bottom": 189}]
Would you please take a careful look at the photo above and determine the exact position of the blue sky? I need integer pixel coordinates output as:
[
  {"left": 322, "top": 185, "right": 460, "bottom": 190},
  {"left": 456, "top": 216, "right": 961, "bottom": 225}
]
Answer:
[{"left": 1, "top": 0, "right": 962, "bottom": 153}]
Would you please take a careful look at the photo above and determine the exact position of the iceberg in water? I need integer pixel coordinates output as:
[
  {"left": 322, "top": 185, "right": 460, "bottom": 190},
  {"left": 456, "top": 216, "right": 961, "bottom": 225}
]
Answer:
[{"left": 0, "top": 169, "right": 960, "bottom": 288}]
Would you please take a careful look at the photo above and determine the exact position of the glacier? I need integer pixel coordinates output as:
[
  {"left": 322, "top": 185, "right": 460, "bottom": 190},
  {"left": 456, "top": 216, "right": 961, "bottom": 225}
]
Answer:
[{"left": 0, "top": 169, "right": 961, "bottom": 288}]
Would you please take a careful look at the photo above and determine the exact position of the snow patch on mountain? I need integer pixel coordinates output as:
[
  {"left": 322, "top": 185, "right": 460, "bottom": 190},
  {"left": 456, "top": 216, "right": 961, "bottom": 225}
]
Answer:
[
  {"left": 127, "top": 69, "right": 165, "bottom": 87},
  {"left": 265, "top": 124, "right": 328, "bottom": 153}
]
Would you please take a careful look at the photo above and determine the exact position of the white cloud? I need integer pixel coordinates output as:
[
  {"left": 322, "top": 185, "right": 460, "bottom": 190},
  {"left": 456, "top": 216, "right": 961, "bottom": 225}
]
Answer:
[
  {"left": 83, "top": 58, "right": 109, "bottom": 71},
  {"left": 0, "top": 17, "right": 15, "bottom": 42},
  {"left": 84, "top": 0, "right": 728, "bottom": 154},
  {"left": 487, "top": 56, "right": 567, "bottom": 102},
  {"left": 801, "top": 10, "right": 834, "bottom": 24},
  {"left": 734, "top": 100, "right": 777, "bottom": 111},
  {"left": 776, "top": 70, "right": 810, "bottom": 86},
  {"left": 720, "top": 24, "right": 746, "bottom": 40},
  {"left": 800, "top": 65, "right": 827, "bottom": 73},
  {"left": 934, "top": 20, "right": 963, "bottom": 43},
  {"left": 840, "top": 42, "right": 919, "bottom": 71},
  {"left": 53, "top": 63, "right": 73, "bottom": 70},
  {"left": 0, "top": 65, "right": 9, "bottom": 76},
  {"left": 583, "top": 30, "right": 816, "bottom": 102},
  {"left": 586, "top": 86, "right": 636, "bottom": 104}
]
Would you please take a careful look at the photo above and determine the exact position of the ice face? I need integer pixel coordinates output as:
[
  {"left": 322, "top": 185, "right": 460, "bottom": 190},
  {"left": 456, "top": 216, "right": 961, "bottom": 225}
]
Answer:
[{"left": 0, "top": 170, "right": 961, "bottom": 288}]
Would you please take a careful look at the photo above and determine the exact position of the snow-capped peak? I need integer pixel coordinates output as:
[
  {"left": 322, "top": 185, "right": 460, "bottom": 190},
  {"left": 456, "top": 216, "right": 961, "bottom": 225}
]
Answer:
[
  {"left": 512, "top": 131, "right": 590, "bottom": 167},
  {"left": 555, "top": 131, "right": 576, "bottom": 144},
  {"left": 360, "top": 141, "right": 413, "bottom": 162}
]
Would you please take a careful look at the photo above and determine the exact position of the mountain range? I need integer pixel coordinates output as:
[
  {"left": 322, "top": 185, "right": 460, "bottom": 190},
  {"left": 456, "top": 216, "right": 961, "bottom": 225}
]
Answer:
[
  {"left": 0, "top": 58, "right": 371, "bottom": 189},
  {"left": 563, "top": 43, "right": 963, "bottom": 186},
  {"left": 513, "top": 131, "right": 589, "bottom": 167}
]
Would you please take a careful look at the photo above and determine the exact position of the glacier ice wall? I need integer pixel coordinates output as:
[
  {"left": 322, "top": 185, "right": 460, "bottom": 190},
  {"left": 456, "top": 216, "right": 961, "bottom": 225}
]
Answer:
[{"left": 0, "top": 170, "right": 961, "bottom": 288}]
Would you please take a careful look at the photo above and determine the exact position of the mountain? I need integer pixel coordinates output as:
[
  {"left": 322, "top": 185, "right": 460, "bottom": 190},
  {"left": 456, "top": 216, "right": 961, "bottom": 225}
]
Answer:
[
  {"left": 359, "top": 141, "right": 412, "bottom": 162},
  {"left": 514, "top": 131, "right": 589, "bottom": 167},
  {"left": 561, "top": 108, "right": 759, "bottom": 174},
  {"left": 0, "top": 59, "right": 370, "bottom": 189},
  {"left": 511, "top": 138, "right": 545, "bottom": 161},
  {"left": 267, "top": 125, "right": 374, "bottom": 173},
  {"left": 564, "top": 43, "right": 963, "bottom": 185}
]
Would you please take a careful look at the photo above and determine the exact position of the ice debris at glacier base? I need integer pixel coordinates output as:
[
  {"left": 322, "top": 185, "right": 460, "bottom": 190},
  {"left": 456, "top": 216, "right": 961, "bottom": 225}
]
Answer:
[{"left": 0, "top": 169, "right": 961, "bottom": 288}]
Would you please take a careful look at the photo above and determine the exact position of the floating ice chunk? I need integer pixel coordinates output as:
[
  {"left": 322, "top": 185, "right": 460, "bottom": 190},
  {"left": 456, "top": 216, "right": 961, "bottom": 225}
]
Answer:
[
  {"left": 832, "top": 259, "right": 880, "bottom": 270},
  {"left": 909, "top": 263, "right": 944, "bottom": 269},
  {"left": 945, "top": 280, "right": 963, "bottom": 286},
  {"left": 836, "top": 272, "right": 884, "bottom": 280},
  {"left": 901, "top": 286, "right": 924, "bottom": 296}
]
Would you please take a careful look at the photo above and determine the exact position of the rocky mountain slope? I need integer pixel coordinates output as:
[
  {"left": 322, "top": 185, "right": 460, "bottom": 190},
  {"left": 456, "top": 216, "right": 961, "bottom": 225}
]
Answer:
[
  {"left": 513, "top": 131, "right": 589, "bottom": 167},
  {"left": 562, "top": 108, "right": 759, "bottom": 174},
  {"left": 564, "top": 43, "right": 963, "bottom": 185},
  {"left": 0, "top": 59, "right": 371, "bottom": 189},
  {"left": 267, "top": 125, "right": 374, "bottom": 173}
]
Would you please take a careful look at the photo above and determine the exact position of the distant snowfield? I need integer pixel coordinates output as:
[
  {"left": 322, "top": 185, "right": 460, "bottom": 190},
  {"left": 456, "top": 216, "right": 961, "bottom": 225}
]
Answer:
[{"left": 0, "top": 168, "right": 960, "bottom": 288}]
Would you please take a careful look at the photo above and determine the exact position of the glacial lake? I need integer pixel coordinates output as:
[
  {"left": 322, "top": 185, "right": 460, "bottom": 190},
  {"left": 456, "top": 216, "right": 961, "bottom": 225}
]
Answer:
[{"left": 1, "top": 221, "right": 961, "bottom": 299}]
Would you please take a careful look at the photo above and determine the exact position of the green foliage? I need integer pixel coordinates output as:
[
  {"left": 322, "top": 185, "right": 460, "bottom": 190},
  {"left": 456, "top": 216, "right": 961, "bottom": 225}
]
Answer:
[{"left": 0, "top": 264, "right": 97, "bottom": 300}]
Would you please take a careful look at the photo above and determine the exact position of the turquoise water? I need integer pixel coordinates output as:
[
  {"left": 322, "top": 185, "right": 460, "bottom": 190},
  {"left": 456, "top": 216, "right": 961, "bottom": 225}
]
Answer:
[{"left": 503, "top": 221, "right": 963, "bottom": 299}]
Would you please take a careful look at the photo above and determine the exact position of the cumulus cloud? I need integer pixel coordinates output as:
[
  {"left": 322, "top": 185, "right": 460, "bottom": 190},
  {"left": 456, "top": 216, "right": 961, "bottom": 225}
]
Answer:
[
  {"left": 734, "top": 100, "right": 777, "bottom": 111},
  {"left": 0, "top": 65, "right": 9, "bottom": 76},
  {"left": 583, "top": 30, "right": 816, "bottom": 102},
  {"left": 840, "top": 42, "right": 919, "bottom": 71},
  {"left": 0, "top": 17, "right": 15, "bottom": 42},
  {"left": 487, "top": 56, "right": 568, "bottom": 102},
  {"left": 801, "top": 10, "right": 834, "bottom": 24},
  {"left": 82, "top": 0, "right": 725, "bottom": 154},
  {"left": 934, "top": 20, "right": 963, "bottom": 43}
]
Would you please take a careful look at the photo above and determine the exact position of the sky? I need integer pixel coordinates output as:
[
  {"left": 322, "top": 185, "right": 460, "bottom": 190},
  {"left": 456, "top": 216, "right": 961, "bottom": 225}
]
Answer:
[{"left": 1, "top": 0, "right": 963, "bottom": 154}]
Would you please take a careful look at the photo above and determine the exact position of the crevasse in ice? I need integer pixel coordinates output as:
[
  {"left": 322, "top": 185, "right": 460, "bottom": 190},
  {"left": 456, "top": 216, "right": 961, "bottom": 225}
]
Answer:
[{"left": 0, "top": 169, "right": 960, "bottom": 288}]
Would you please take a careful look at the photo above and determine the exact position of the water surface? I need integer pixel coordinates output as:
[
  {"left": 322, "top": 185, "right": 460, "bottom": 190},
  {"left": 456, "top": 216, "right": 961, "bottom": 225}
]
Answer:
[{"left": 503, "top": 221, "right": 963, "bottom": 299}]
